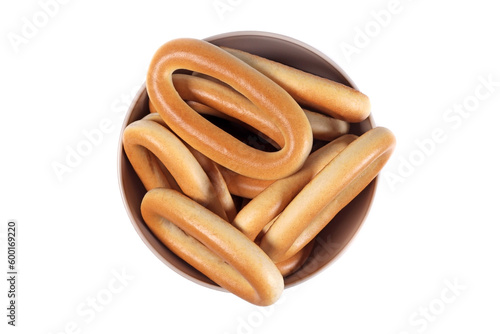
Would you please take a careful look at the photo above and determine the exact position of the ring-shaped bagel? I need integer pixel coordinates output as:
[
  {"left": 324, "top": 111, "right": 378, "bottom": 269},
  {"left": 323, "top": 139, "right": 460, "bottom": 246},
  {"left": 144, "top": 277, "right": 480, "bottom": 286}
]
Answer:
[
  {"left": 146, "top": 38, "right": 313, "bottom": 180},
  {"left": 260, "top": 127, "right": 396, "bottom": 262},
  {"left": 141, "top": 188, "right": 284, "bottom": 306},
  {"left": 122, "top": 119, "right": 227, "bottom": 220}
]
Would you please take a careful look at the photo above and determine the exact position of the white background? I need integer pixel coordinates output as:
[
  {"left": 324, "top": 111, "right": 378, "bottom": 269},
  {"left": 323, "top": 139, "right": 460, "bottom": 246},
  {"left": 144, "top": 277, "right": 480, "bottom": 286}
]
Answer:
[{"left": 1, "top": 0, "right": 499, "bottom": 333}]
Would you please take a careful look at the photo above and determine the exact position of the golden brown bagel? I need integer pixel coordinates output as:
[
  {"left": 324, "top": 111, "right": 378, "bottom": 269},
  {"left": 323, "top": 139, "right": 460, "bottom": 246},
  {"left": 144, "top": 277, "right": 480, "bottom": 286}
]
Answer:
[
  {"left": 146, "top": 38, "right": 313, "bottom": 180},
  {"left": 135, "top": 112, "right": 236, "bottom": 221},
  {"left": 222, "top": 47, "right": 371, "bottom": 123},
  {"left": 122, "top": 119, "right": 228, "bottom": 220},
  {"left": 141, "top": 188, "right": 284, "bottom": 306},
  {"left": 260, "top": 127, "right": 396, "bottom": 262}
]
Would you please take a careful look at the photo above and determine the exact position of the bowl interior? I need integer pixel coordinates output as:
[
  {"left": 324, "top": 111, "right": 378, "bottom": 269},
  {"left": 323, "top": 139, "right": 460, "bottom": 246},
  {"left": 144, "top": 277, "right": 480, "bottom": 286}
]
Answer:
[{"left": 118, "top": 31, "right": 377, "bottom": 291}]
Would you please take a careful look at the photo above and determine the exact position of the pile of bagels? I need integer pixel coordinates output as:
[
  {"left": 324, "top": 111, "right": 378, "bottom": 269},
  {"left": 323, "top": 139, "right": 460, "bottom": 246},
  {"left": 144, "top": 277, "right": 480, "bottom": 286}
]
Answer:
[{"left": 122, "top": 38, "right": 396, "bottom": 306}]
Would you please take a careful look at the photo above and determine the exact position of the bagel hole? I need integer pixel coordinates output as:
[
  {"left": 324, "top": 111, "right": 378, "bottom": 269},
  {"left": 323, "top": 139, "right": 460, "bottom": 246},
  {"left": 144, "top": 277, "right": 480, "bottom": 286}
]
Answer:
[{"left": 202, "top": 114, "right": 279, "bottom": 152}]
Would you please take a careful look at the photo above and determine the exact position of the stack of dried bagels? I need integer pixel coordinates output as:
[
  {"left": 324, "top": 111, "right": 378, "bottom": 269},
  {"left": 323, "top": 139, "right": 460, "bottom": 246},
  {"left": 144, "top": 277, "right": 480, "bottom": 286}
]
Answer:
[{"left": 122, "top": 38, "right": 396, "bottom": 306}]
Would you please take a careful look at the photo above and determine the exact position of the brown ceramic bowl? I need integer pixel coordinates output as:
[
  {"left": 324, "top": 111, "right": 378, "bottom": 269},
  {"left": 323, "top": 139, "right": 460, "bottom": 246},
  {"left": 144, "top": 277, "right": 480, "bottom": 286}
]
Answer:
[{"left": 118, "top": 31, "right": 377, "bottom": 291}]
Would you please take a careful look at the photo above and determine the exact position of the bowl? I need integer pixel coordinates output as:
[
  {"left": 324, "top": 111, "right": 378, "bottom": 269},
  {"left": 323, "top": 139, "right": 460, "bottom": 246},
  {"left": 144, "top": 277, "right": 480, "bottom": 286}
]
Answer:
[{"left": 117, "top": 31, "right": 377, "bottom": 292}]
